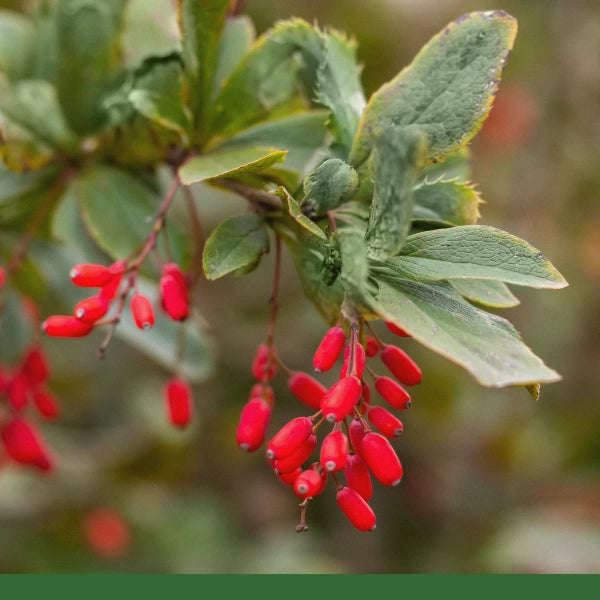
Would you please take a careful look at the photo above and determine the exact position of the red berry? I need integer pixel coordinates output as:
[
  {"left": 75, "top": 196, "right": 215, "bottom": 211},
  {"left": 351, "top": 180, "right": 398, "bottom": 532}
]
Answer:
[
  {"left": 385, "top": 321, "right": 410, "bottom": 337},
  {"left": 1, "top": 419, "right": 53, "bottom": 471},
  {"left": 8, "top": 371, "right": 30, "bottom": 410},
  {"left": 287, "top": 372, "right": 327, "bottom": 410},
  {"left": 130, "top": 293, "right": 155, "bottom": 330},
  {"left": 380, "top": 345, "right": 422, "bottom": 386},
  {"left": 164, "top": 378, "right": 193, "bottom": 428},
  {"left": 277, "top": 466, "right": 302, "bottom": 486},
  {"left": 339, "top": 342, "right": 366, "bottom": 378},
  {"left": 266, "top": 416, "right": 313, "bottom": 460},
  {"left": 84, "top": 507, "right": 130, "bottom": 560},
  {"left": 99, "top": 261, "right": 125, "bottom": 301},
  {"left": 367, "top": 405, "right": 404, "bottom": 438},
  {"left": 22, "top": 347, "right": 50, "bottom": 384},
  {"left": 42, "top": 315, "right": 94, "bottom": 337},
  {"left": 360, "top": 432, "right": 403, "bottom": 486},
  {"left": 74, "top": 295, "right": 109, "bottom": 323},
  {"left": 320, "top": 375, "right": 362, "bottom": 422},
  {"left": 336, "top": 486, "right": 376, "bottom": 531},
  {"left": 365, "top": 336, "right": 379, "bottom": 357},
  {"left": 0, "top": 265, "right": 5, "bottom": 289},
  {"left": 344, "top": 453, "right": 373, "bottom": 501},
  {"left": 361, "top": 381, "right": 371, "bottom": 405},
  {"left": 348, "top": 418, "right": 367, "bottom": 454},
  {"left": 70, "top": 264, "right": 113, "bottom": 287},
  {"left": 320, "top": 430, "right": 349, "bottom": 472},
  {"left": 374, "top": 376, "right": 412, "bottom": 410},
  {"left": 293, "top": 463, "right": 327, "bottom": 498},
  {"left": 313, "top": 326, "right": 346, "bottom": 373},
  {"left": 274, "top": 433, "right": 317, "bottom": 474},
  {"left": 236, "top": 397, "right": 271, "bottom": 452},
  {"left": 32, "top": 388, "right": 61, "bottom": 420},
  {"left": 251, "top": 343, "right": 277, "bottom": 382},
  {"left": 160, "top": 263, "right": 189, "bottom": 321}
]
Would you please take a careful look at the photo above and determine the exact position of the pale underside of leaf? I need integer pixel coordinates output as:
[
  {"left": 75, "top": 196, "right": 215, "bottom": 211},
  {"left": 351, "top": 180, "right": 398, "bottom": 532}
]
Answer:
[{"left": 373, "top": 276, "right": 561, "bottom": 387}]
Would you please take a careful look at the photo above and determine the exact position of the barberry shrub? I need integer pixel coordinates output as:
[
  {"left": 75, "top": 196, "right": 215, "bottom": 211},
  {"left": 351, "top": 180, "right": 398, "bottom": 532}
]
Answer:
[{"left": 0, "top": 2, "right": 567, "bottom": 533}]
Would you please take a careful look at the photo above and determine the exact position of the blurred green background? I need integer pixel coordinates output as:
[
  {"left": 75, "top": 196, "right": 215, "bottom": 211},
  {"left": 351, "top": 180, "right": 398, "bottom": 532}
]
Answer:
[{"left": 1, "top": 0, "right": 599, "bottom": 573}]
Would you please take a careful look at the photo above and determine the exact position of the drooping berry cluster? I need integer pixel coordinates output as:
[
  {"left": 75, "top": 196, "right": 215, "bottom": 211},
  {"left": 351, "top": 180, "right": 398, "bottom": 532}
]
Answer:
[
  {"left": 41, "top": 259, "right": 194, "bottom": 429},
  {"left": 0, "top": 344, "right": 58, "bottom": 472},
  {"left": 236, "top": 316, "right": 422, "bottom": 532}
]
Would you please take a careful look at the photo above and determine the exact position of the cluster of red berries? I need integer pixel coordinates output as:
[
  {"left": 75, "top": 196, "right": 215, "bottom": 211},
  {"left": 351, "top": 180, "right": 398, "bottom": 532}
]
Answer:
[
  {"left": 41, "top": 260, "right": 194, "bottom": 429},
  {"left": 0, "top": 345, "right": 58, "bottom": 473},
  {"left": 236, "top": 318, "right": 421, "bottom": 532}
]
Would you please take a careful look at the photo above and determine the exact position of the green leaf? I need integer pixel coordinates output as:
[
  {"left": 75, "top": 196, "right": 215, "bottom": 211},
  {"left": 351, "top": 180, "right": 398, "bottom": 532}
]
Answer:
[
  {"left": 386, "top": 225, "right": 568, "bottom": 289},
  {"left": 449, "top": 278, "right": 520, "bottom": 308},
  {"left": 413, "top": 178, "right": 481, "bottom": 226},
  {"left": 364, "top": 127, "right": 427, "bottom": 260},
  {"left": 207, "top": 110, "right": 328, "bottom": 176},
  {"left": 374, "top": 275, "right": 561, "bottom": 387},
  {"left": 315, "top": 30, "right": 366, "bottom": 156},
  {"left": 178, "top": 0, "right": 231, "bottom": 140},
  {"left": 279, "top": 230, "right": 344, "bottom": 325},
  {"left": 209, "top": 19, "right": 324, "bottom": 138},
  {"left": 54, "top": 0, "right": 127, "bottom": 135},
  {"left": 121, "top": 0, "right": 180, "bottom": 68},
  {"left": 335, "top": 227, "right": 374, "bottom": 313},
  {"left": 126, "top": 55, "right": 191, "bottom": 136},
  {"left": 0, "top": 162, "right": 59, "bottom": 234},
  {"left": 114, "top": 276, "right": 214, "bottom": 383},
  {"left": 202, "top": 213, "right": 270, "bottom": 280},
  {"left": 418, "top": 147, "right": 472, "bottom": 183},
  {"left": 211, "top": 15, "right": 255, "bottom": 102},
  {"left": 277, "top": 187, "right": 328, "bottom": 241},
  {"left": 0, "top": 79, "right": 76, "bottom": 151},
  {"left": 178, "top": 147, "right": 287, "bottom": 185},
  {"left": 349, "top": 11, "right": 518, "bottom": 167},
  {"left": 0, "top": 290, "right": 35, "bottom": 363},
  {"left": 0, "top": 9, "right": 34, "bottom": 81},
  {"left": 69, "top": 166, "right": 161, "bottom": 259}
]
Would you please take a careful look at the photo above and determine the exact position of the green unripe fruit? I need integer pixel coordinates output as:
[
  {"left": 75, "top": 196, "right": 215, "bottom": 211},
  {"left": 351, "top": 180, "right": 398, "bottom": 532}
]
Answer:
[{"left": 301, "top": 158, "right": 358, "bottom": 218}]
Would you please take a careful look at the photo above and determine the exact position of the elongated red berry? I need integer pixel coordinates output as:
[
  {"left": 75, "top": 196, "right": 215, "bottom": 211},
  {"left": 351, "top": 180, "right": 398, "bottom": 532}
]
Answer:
[
  {"left": 266, "top": 416, "right": 313, "bottom": 460},
  {"left": 367, "top": 405, "right": 404, "bottom": 438},
  {"left": 32, "top": 388, "right": 60, "bottom": 420},
  {"left": 339, "top": 342, "right": 366, "bottom": 378},
  {"left": 336, "top": 486, "right": 376, "bottom": 531},
  {"left": 130, "top": 293, "right": 155, "bottom": 330},
  {"left": 99, "top": 261, "right": 125, "bottom": 301},
  {"left": 287, "top": 372, "right": 327, "bottom": 410},
  {"left": 361, "top": 381, "right": 371, "bottom": 405},
  {"left": 251, "top": 343, "right": 277, "bottom": 382},
  {"left": 320, "top": 375, "right": 362, "bottom": 422},
  {"left": 274, "top": 433, "right": 317, "bottom": 474},
  {"left": 236, "top": 397, "right": 271, "bottom": 452},
  {"left": 0, "top": 265, "right": 5, "bottom": 289},
  {"left": 70, "top": 264, "right": 112, "bottom": 287},
  {"left": 374, "top": 376, "right": 412, "bottom": 410},
  {"left": 385, "top": 321, "right": 410, "bottom": 337},
  {"left": 74, "top": 295, "right": 109, "bottom": 323},
  {"left": 365, "top": 336, "right": 379, "bottom": 357},
  {"left": 42, "top": 315, "right": 94, "bottom": 337},
  {"left": 380, "top": 344, "right": 422, "bottom": 386},
  {"left": 313, "top": 326, "right": 346, "bottom": 373},
  {"left": 22, "top": 347, "right": 50, "bottom": 384},
  {"left": 160, "top": 263, "right": 189, "bottom": 321},
  {"left": 320, "top": 430, "right": 349, "bottom": 472},
  {"left": 348, "top": 418, "right": 367, "bottom": 454},
  {"left": 1, "top": 419, "right": 53, "bottom": 471},
  {"left": 360, "top": 432, "right": 403, "bottom": 486},
  {"left": 164, "top": 378, "right": 193, "bottom": 428},
  {"left": 344, "top": 453, "right": 373, "bottom": 501}
]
